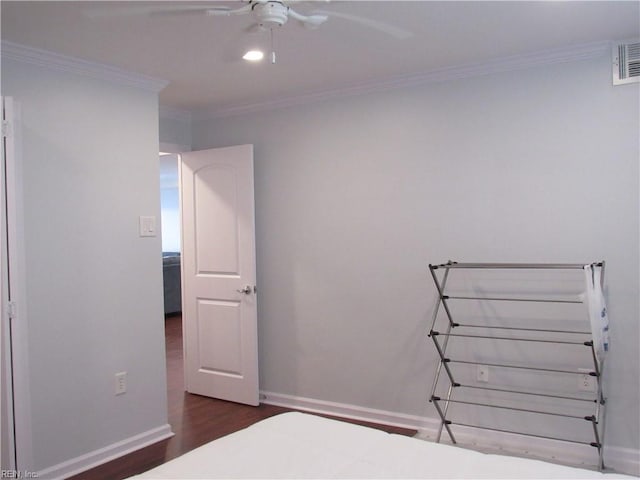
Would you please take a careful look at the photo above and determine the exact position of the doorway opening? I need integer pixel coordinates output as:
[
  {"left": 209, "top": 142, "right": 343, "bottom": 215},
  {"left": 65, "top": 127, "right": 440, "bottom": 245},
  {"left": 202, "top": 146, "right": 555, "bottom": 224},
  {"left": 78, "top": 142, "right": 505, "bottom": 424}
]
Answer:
[{"left": 159, "top": 152, "right": 182, "bottom": 318}]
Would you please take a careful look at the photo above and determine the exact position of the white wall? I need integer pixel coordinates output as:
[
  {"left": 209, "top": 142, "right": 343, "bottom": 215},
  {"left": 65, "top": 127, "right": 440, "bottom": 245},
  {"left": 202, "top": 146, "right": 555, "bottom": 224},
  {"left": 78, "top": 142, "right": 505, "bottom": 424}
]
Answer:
[
  {"left": 1, "top": 59, "right": 169, "bottom": 474},
  {"left": 159, "top": 107, "right": 191, "bottom": 151},
  {"left": 192, "top": 52, "right": 639, "bottom": 459}
]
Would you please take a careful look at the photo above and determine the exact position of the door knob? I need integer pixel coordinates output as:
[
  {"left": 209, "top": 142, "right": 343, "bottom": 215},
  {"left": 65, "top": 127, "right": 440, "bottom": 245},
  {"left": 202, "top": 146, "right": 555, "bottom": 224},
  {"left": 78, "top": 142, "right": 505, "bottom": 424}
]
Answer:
[{"left": 236, "top": 285, "right": 252, "bottom": 294}]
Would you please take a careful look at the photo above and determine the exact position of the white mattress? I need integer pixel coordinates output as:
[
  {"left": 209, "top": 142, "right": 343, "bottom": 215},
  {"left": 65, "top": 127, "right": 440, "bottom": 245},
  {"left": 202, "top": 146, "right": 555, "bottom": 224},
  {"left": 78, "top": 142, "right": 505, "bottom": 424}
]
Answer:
[{"left": 133, "top": 412, "right": 633, "bottom": 479}]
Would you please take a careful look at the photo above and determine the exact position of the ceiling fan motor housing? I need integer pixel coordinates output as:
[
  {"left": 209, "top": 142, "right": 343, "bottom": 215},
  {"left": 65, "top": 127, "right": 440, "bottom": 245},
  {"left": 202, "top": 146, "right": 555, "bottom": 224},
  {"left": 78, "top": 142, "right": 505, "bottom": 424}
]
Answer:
[{"left": 254, "top": 1, "right": 288, "bottom": 27}]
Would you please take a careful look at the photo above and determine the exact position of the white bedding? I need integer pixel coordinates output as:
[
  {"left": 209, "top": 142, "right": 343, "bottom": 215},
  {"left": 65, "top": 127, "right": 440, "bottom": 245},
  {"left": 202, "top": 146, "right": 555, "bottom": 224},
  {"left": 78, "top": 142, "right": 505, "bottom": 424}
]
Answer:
[{"left": 133, "top": 412, "right": 633, "bottom": 479}]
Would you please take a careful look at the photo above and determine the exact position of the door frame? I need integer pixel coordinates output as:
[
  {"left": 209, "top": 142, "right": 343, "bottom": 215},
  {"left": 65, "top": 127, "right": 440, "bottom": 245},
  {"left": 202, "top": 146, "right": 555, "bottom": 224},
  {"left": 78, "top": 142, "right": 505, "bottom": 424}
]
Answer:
[
  {"left": 0, "top": 96, "right": 11, "bottom": 470},
  {"left": 159, "top": 141, "right": 190, "bottom": 391},
  {"left": 159, "top": 142, "right": 190, "bottom": 156},
  {"left": 160, "top": 142, "right": 259, "bottom": 404},
  {"left": 1, "top": 97, "right": 33, "bottom": 471}
]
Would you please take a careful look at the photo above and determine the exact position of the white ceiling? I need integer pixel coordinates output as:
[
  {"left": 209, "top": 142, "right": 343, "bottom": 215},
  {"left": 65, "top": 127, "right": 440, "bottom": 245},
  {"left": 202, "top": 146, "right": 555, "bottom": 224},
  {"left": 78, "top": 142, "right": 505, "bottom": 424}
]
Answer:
[{"left": 2, "top": 1, "right": 639, "bottom": 114}]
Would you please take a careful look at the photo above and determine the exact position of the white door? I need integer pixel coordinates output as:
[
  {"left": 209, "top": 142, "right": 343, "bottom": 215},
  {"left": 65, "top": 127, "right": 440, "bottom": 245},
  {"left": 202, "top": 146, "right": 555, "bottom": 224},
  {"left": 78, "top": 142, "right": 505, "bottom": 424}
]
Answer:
[{"left": 180, "top": 145, "right": 259, "bottom": 406}]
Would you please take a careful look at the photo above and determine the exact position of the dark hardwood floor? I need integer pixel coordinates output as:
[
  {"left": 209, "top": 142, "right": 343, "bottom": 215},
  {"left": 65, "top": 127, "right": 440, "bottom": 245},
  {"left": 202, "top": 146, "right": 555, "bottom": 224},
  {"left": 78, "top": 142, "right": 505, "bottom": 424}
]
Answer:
[{"left": 70, "top": 315, "right": 415, "bottom": 479}]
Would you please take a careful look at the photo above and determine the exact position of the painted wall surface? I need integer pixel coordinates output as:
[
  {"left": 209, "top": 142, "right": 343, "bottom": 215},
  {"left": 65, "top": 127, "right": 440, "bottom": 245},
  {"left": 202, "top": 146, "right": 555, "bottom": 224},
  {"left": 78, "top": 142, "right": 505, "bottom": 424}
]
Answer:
[
  {"left": 159, "top": 110, "right": 191, "bottom": 151},
  {"left": 192, "top": 53, "right": 639, "bottom": 453},
  {"left": 1, "top": 60, "right": 169, "bottom": 472}
]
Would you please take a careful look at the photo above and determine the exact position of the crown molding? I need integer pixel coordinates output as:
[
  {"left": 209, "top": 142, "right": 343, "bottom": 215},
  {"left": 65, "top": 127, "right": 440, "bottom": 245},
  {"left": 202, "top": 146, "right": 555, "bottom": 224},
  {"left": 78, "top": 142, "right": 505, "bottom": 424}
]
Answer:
[
  {"left": 193, "top": 41, "right": 610, "bottom": 121},
  {"left": 1, "top": 41, "right": 169, "bottom": 93}
]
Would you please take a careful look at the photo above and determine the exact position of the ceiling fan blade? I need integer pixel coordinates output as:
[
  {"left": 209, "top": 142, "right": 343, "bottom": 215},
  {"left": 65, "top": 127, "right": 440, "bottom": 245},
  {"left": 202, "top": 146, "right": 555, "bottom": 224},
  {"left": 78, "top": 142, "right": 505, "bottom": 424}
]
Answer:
[
  {"left": 205, "top": 4, "right": 253, "bottom": 16},
  {"left": 149, "top": 7, "right": 234, "bottom": 18},
  {"left": 84, "top": 4, "right": 224, "bottom": 19},
  {"left": 311, "top": 9, "right": 413, "bottom": 40},
  {"left": 287, "top": 8, "right": 328, "bottom": 28}
]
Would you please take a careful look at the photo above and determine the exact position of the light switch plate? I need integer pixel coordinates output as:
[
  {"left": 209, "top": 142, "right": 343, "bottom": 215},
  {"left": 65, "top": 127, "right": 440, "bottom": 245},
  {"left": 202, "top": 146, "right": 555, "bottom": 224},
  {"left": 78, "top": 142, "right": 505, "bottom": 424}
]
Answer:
[{"left": 139, "top": 216, "right": 157, "bottom": 237}]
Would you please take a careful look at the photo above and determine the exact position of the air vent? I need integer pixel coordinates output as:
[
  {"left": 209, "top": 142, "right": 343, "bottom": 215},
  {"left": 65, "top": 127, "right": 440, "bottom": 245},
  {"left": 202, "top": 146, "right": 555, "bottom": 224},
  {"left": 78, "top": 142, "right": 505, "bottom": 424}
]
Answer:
[{"left": 613, "top": 40, "right": 640, "bottom": 85}]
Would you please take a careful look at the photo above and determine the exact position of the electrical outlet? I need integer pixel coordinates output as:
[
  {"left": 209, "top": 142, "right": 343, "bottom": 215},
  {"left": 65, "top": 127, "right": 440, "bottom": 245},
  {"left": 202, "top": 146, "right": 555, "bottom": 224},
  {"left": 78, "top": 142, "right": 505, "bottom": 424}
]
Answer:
[
  {"left": 477, "top": 365, "right": 489, "bottom": 383},
  {"left": 578, "top": 368, "right": 597, "bottom": 392},
  {"left": 115, "top": 371, "right": 127, "bottom": 395}
]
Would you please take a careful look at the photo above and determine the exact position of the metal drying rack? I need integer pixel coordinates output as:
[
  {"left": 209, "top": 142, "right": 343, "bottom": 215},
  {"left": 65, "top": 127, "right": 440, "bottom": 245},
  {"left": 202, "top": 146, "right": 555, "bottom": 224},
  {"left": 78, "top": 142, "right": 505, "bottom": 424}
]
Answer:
[{"left": 428, "top": 261, "right": 607, "bottom": 470}]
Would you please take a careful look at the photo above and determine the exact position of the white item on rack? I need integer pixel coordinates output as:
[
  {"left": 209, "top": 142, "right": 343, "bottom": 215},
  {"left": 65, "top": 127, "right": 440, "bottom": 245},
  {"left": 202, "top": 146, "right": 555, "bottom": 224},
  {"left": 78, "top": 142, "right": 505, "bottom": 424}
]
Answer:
[{"left": 584, "top": 264, "right": 609, "bottom": 367}]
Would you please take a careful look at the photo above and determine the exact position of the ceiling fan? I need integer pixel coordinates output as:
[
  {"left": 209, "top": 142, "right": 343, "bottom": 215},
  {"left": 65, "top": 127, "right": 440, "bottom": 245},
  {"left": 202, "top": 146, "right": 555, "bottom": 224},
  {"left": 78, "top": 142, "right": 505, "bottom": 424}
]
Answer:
[
  {"left": 207, "top": 0, "right": 330, "bottom": 31},
  {"left": 86, "top": 1, "right": 412, "bottom": 63},
  {"left": 86, "top": 1, "right": 412, "bottom": 37}
]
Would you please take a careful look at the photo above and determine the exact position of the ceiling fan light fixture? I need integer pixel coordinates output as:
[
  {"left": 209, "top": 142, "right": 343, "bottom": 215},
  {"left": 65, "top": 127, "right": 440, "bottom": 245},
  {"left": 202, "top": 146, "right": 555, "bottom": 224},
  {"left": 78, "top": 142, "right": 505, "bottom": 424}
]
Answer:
[
  {"left": 243, "top": 50, "right": 264, "bottom": 61},
  {"left": 254, "top": 1, "right": 289, "bottom": 28}
]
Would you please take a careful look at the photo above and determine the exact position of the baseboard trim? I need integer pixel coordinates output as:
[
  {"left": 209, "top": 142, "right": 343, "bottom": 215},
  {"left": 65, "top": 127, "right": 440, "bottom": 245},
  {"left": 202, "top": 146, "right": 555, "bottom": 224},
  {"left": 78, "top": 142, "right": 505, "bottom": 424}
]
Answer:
[
  {"left": 37, "top": 424, "right": 174, "bottom": 480},
  {"left": 604, "top": 445, "right": 640, "bottom": 477},
  {"left": 260, "top": 390, "right": 639, "bottom": 477},
  {"left": 260, "top": 390, "right": 438, "bottom": 431}
]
